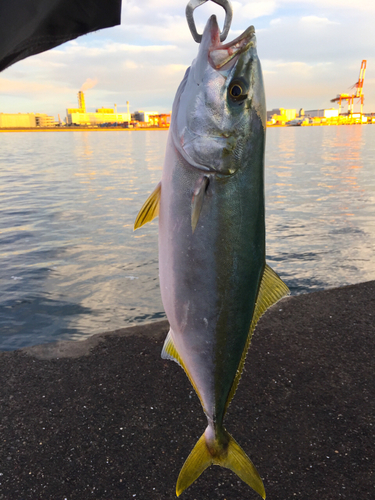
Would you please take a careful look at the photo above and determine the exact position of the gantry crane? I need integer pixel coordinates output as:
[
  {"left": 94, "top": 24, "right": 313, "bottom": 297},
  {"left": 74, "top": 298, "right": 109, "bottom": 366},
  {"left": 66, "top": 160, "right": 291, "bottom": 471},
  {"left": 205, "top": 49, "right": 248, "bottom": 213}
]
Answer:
[{"left": 331, "top": 60, "right": 367, "bottom": 115}]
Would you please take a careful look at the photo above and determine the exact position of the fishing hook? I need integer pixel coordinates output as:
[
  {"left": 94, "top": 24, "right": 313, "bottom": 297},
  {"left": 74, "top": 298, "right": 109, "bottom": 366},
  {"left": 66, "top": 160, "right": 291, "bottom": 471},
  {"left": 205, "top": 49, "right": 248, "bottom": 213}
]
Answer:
[{"left": 186, "top": 0, "right": 233, "bottom": 43}]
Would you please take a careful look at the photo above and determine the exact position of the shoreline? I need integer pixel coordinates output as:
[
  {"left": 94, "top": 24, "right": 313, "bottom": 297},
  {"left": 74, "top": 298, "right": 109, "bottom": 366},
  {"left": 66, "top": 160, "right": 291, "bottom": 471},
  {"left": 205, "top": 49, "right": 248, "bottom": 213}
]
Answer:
[
  {"left": 1, "top": 280, "right": 374, "bottom": 499},
  {"left": 0, "top": 126, "right": 169, "bottom": 133},
  {"left": 0, "top": 122, "right": 373, "bottom": 133}
]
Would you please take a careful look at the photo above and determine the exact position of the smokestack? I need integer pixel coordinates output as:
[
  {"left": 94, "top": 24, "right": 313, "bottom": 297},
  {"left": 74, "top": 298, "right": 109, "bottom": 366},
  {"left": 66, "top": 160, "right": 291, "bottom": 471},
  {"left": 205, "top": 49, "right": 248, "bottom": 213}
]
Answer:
[
  {"left": 78, "top": 91, "right": 86, "bottom": 112},
  {"left": 114, "top": 104, "right": 117, "bottom": 114}
]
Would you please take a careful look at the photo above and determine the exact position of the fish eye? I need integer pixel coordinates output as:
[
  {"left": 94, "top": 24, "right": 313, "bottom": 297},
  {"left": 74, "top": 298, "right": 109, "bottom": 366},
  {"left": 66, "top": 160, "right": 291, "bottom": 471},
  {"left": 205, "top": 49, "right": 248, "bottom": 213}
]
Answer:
[
  {"left": 230, "top": 84, "right": 242, "bottom": 97},
  {"left": 228, "top": 80, "right": 248, "bottom": 103}
]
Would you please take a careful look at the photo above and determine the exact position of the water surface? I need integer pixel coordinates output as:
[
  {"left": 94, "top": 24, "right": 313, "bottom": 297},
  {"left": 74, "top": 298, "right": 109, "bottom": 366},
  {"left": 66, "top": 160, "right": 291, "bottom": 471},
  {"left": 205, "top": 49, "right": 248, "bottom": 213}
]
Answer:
[{"left": 1, "top": 126, "right": 374, "bottom": 350}]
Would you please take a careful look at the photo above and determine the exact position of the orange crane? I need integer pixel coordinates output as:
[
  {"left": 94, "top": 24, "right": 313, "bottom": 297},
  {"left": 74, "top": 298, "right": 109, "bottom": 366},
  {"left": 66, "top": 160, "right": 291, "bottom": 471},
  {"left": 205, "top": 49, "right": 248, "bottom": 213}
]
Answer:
[{"left": 331, "top": 59, "right": 367, "bottom": 115}]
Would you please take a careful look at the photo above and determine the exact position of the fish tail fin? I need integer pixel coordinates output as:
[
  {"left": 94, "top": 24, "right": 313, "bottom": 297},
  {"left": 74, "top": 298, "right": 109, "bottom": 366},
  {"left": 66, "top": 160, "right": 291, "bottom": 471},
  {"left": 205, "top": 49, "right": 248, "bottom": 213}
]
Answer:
[
  {"left": 176, "top": 427, "right": 265, "bottom": 499},
  {"left": 176, "top": 432, "right": 212, "bottom": 496},
  {"left": 221, "top": 432, "right": 266, "bottom": 499}
]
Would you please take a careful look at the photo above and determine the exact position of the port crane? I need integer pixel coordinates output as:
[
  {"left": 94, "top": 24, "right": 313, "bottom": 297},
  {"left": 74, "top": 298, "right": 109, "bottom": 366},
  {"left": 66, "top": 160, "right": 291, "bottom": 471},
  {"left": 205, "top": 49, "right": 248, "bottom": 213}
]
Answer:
[{"left": 331, "top": 59, "right": 367, "bottom": 115}]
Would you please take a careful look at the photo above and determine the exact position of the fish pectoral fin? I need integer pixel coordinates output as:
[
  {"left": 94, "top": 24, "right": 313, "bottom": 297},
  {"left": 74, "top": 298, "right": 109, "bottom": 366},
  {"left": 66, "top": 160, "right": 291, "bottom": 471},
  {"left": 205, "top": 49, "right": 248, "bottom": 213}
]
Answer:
[
  {"left": 225, "top": 264, "right": 290, "bottom": 412},
  {"left": 176, "top": 428, "right": 265, "bottom": 499},
  {"left": 134, "top": 181, "right": 161, "bottom": 230},
  {"left": 191, "top": 176, "right": 209, "bottom": 233}
]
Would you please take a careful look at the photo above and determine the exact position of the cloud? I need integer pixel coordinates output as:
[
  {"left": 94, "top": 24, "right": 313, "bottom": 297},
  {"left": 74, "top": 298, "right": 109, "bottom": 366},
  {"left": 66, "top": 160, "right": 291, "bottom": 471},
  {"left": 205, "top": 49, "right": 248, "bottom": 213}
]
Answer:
[
  {"left": 280, "top": 0, "right": 375, "bottom": 12},
  {"left": 0, "top": 77, "right": 70, "bottom": 95},
  {"left": 1, "top": 0, "right": 374, "bottom": 115},
  {"left": 232, "top": 1, "right": 277, "bottom": 20},
  {"left": 81, "top": 78, "right": 98, "bottom": 91},
  {"left": 300, "top": 15, "right": 339, "bottom": 26}
]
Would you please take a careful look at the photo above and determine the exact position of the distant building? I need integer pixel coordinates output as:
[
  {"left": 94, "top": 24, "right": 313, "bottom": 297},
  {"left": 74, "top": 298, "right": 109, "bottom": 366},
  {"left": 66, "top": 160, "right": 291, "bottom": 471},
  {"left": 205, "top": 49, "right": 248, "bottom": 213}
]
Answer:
[
  {"left": 96, "top": 108, "right": 114, "bottom": 114},
  {"left": 35, "top": 114, "right": 55, "bottom": 127},
  {"left": 66, "top": 111, "right": 131, "bottom": 126},
  {"left": 66, "top": 91, "right": 131, "bottom": 125},
  {"left": 267, "top": 108, "right": 297, "bottom": 124},
  {"left": 131, "top": 111, "right": 171, "bottom": 127},
  {"left": 0, "top": 113, "right": 55, "bottom": 128},
  {"left": 132, "top": 111, "right": 159, "bottom": 123},
  {"left": 305, "top": 109, "right": 339, "bottom": 119}
]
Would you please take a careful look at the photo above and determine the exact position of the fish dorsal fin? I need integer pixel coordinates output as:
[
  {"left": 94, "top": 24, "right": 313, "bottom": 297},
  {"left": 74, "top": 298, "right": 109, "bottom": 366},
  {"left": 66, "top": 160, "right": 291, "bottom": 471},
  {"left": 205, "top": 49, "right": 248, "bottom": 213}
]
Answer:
[
  {"left": 224, "top": 264, "right": 290, "bottom": 413},
  {"left": 162, "top": 329, "right": 207, "bottom": 413},
  {"left": 134, "top": 181, "right": 161, "bottom": 230}
]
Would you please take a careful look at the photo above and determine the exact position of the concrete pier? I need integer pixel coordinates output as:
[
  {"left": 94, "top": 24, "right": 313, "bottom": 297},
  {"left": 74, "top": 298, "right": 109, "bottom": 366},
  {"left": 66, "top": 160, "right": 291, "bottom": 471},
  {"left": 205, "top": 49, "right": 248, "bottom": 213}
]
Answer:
[{"left": 1, "top": 281, "right": 374, "bottom": 499}]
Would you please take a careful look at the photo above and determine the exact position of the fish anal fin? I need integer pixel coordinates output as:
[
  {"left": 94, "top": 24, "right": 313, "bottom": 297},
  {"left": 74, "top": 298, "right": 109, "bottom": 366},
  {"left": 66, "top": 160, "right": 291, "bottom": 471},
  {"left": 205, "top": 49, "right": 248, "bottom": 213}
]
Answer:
[
  {"left": 161, "top": 330, "right": 206, "bottom": 413},
  {"left": 176, "top": 427, "right": 265, "bottom": 499},
  {"left": 191, "top": 176, "right": 209, "bottom": 233},
  {"left": 225, "top": 264, "right": 290, "bottom": 412},
  {"left": 134, "top": 181, "right": 161, "bottom": 230},
  {"left": 161, "top": 330, "right": 183, "bottom": 368}
]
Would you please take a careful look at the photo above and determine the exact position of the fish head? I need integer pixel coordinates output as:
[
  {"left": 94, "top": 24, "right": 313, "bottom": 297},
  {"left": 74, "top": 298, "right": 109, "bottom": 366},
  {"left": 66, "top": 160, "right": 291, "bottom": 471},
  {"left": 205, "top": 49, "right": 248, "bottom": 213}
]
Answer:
[{"left": 172, "top": 15, "right": 266, "bottom": 175}]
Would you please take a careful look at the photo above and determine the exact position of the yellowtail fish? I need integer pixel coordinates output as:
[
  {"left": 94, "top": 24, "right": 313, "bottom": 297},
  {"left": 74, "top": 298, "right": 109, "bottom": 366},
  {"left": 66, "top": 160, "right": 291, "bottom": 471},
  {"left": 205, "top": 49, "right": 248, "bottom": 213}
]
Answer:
[{"left": 134, "top": 15, "right": 289, "bottom": 498}]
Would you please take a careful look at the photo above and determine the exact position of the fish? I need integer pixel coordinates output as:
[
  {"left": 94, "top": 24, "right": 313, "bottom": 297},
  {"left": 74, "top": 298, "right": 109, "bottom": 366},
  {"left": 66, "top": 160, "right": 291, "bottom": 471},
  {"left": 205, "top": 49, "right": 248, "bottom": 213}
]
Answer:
[{"left": 134, "top": 14, "right": 289, "bottom": 498}]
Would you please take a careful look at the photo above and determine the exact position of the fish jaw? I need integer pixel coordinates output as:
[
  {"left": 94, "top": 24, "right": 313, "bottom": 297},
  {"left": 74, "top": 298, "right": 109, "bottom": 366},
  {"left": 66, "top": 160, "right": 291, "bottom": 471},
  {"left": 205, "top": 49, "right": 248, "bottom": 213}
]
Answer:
[{"left": 171, "top": 15, "right": 265, "bottom": 176}]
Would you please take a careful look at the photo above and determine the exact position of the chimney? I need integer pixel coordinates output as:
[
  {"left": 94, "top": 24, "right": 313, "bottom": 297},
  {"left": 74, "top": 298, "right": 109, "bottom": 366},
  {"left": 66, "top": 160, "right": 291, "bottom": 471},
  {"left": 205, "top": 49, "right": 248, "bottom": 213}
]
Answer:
[{"left": 78, "top": 91, "right": 86, "bottom": 112}]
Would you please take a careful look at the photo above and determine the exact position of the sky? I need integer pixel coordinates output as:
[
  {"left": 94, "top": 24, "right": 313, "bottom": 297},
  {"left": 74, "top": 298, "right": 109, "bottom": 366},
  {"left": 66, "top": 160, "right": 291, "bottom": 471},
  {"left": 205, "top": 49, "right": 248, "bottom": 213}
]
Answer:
[{"left": 0, "top": 0, "right": 374, "bottom": 119}]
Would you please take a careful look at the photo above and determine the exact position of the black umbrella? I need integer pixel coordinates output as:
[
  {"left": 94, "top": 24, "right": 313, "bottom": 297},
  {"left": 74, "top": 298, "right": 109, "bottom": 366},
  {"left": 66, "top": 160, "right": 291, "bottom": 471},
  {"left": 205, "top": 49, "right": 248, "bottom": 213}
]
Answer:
[{"left": 0, "top": 0, "right": 122, "bottom": 72}]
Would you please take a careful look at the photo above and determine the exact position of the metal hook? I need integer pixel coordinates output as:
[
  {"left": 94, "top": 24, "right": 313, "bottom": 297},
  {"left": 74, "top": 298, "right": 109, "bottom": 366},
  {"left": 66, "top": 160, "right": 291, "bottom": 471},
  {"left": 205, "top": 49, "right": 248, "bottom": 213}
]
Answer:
[{"left": 186, "top": 0, "right": 233, "bottom": 43}]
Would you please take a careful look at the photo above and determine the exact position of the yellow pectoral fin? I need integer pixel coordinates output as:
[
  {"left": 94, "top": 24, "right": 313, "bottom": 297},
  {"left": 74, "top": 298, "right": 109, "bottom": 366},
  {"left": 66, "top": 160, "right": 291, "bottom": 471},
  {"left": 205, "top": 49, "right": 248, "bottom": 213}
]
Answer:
[
  {"left": 134, "top": 181, "right": 161, "bottom": 230},
  {"left": 225, "top": 264, "right": 290, "bottom": 412}
]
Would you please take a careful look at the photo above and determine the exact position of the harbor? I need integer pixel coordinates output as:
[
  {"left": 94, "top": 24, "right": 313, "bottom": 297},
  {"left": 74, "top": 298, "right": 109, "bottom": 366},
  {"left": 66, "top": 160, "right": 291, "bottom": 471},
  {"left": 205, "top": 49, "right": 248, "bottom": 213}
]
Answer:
[{"left": 0, "top": 59, "right": 373, "bottom": 131}]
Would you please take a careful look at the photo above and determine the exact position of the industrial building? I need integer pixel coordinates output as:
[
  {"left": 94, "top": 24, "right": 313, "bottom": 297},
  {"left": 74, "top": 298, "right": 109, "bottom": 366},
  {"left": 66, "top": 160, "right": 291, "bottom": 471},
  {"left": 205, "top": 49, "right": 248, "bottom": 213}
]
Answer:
[
  {"left": 132, "top": 111, "right": 171, "bottom": 127},
  {"left": 304, "top": 109, "right": 339, "bottom": 119},
  {"left": 66, "top": 91, "right": 131, "bottom": 126},
  {"left": 267, "top": 108, "right": 297, "bottom": 125},
  {"left": 0, "top": 113, "right": 56, "bottom": 128}
]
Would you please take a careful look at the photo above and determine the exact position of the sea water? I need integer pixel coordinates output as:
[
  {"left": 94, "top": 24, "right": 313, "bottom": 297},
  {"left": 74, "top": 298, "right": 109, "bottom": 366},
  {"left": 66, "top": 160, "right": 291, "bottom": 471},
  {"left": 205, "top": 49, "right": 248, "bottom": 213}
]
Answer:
[{"left": 0, "top": 125, "right": 374, "bottom": 350}]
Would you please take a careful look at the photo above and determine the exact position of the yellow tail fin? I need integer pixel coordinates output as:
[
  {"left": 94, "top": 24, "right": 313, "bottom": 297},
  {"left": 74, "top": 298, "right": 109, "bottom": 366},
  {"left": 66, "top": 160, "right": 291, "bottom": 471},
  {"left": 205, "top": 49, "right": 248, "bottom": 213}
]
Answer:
[{"left": 176, "top": 427, "right": 265, "bottom": 498}]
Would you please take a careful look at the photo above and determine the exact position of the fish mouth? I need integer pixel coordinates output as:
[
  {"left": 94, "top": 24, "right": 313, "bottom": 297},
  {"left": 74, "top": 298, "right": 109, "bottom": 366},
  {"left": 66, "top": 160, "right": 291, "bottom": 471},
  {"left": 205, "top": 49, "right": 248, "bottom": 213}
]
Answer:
[{"left": 207, "top": 16, "right": 255, "bottom": 70}]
